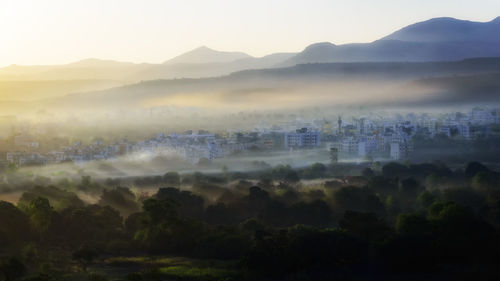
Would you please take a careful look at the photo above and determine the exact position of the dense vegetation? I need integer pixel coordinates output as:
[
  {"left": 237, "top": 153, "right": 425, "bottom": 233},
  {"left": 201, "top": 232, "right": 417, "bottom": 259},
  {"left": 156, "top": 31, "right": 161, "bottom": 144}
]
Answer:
[{"left": 1, "top": 161, "right": 500, "bottom": 280}]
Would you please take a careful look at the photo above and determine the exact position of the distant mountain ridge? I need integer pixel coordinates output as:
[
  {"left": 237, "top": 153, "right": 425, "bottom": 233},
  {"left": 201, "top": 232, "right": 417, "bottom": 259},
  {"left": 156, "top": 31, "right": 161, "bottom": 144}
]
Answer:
[
  {"left": 163, "top": 46, "right": 252, "bottom": 64},
  {"left": 282, "top": 17, "right": 500, "bottom": 65},
  {"left": 41, "top": 57, "right": 500, "bottom": 110},
  {"left": 383, "top": 17, "right": 500, "bottom": 42},
  {"left": 1, "top": 16, "right": 500, "bottom": 84}
]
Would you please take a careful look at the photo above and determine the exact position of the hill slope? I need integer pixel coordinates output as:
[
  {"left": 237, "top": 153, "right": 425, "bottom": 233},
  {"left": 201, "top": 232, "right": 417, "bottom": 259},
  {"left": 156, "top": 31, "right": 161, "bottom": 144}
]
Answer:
[
  {"left": 164, "top": 46, "right": 253, "bottom": 64},
  {"left": 283, "top": 17, "right": 500, "bottom": 65},
  {"left": 36, "top": 58, "right": 500, "bottom": 113}
]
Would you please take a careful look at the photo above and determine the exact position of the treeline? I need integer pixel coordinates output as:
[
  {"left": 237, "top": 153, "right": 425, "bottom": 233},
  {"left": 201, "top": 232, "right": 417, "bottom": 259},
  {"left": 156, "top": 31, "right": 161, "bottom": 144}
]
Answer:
[{"left": 1, "top": 161, "right": 500, "bottom": 280}]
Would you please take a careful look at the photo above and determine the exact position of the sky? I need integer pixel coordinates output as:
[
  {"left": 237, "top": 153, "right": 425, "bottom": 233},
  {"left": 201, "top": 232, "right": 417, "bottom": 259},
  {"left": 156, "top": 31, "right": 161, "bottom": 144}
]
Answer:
[{"left": 1, "top": 0, "right": 500, "bottom": 67}]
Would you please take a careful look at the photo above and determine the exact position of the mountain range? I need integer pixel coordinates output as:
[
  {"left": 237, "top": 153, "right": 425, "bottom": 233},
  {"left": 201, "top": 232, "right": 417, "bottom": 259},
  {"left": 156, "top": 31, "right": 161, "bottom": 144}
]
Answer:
[
  {"left": 1, "top": 16, "right": 500, "bottom": 110},
  {"left": 30, "top": 57, "right": 500, "bottom": 114},
  {"left": 2, "top": 16, "right": 499, "bottom": 83},
  {"left": 281, "top": 17, "right": 500, "bottom": 65}
]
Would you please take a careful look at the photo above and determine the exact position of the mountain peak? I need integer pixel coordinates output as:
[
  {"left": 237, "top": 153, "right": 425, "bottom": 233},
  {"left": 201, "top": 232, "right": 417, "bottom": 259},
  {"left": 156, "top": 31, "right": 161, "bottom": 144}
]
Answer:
[
  {"left": 303, "top": 42, "right": 336, "bottom": 52},
  {"left": 383, "top": 17, "right": 500, "bottom": 43},
  {"left": 194, "top": 46, "right": 212, "bottom": 51},
  {"left": 426, "top": 17, "right": 461, "bottom": 22},
  {"left": 68, "top": 58, "right": 133, "bottom": 67},
  {"left": 164, "top": 46, "right": 252, "bottom": 65}
]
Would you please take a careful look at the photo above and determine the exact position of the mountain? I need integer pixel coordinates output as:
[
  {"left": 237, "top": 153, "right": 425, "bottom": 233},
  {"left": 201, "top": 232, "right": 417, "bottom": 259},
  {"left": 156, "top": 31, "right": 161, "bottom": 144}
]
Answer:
[
  {"left": 282, "top": 17, "right": 500, "bottom": 65},
  {"left": 137, "top": 52, "right": 296, "bottom": 80},
  {"left": 34, "top": 58, "right": 500, "bottom": 114},
  {"left": 0, "top": 59, "right": 147, "bottom": 81},
  {"left": 0, "top": 49, "right": 294, "bottom": 83},
  {"left": 383, "top": 17, "right": 500, "bottom": 43},
  {"left": 66, "top": 58, "right": 137, "bottom": 67},
  {"left": 3, "top": 16, "right": 500, "bottom": 88},
  {"left": 163, "top": 46, "right": 253, "bottom": 64}
]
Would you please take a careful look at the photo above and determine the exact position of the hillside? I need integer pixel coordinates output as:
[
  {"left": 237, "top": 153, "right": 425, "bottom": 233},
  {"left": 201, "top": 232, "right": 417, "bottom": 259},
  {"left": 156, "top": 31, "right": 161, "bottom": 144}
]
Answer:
[
  {"left": 34, "top": 58, "right": 500, "bottom": 113},
  {"left": 282, "top": 17, "right": 500, "bottom": 65}
]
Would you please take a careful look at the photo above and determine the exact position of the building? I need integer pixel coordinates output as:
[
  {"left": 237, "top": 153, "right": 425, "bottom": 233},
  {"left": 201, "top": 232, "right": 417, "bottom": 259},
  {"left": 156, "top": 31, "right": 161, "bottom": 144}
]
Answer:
[
  {"left": 340, "top": 136, "right": 358, "bottom": 156},
  {"left": 14, "top": 134, "right": 39, "bottom": 149},
  {"left": 358, "top": 136, "right": 378, "bottom": 157},
  {"left": 284, "top": 128, "right": 321, "bottom": 148},
  {"left": 390, "top": 140, "right": 413, "bottom": 161},
  {"left": 470, "top": 107, "right": 494, "bottom": 124}
]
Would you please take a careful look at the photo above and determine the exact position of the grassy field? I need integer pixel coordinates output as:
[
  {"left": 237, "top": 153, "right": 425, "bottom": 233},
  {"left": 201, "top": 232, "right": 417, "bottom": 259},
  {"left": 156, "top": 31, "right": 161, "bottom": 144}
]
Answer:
[{"left": 89, "top": 256, "right": 240, "bottom": 281}]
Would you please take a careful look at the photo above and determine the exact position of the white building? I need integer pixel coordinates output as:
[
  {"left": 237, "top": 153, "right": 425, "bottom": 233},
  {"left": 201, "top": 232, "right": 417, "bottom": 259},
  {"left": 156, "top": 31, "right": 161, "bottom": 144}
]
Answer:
[
  {"left": 340, "top": 136, "right": 358, "bottom": 156},
  {"left": 390, "top": 140, "right": 413, "bottom": 161},
  {"left": 358, "top": 136, "right": 378, "bottom": 157},
  {"left": 284, "top": 128, "right": 321, "bottom": 148},
  {"left": 470, "top": 108, "right": 494, "bottom": 125}
]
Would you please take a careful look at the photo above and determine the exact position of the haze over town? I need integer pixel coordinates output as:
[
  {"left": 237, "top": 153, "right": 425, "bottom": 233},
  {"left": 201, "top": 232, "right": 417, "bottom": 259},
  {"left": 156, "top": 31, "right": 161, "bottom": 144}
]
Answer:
[{"left": 1, "top": 2, "right": 500, "bottom": 281}]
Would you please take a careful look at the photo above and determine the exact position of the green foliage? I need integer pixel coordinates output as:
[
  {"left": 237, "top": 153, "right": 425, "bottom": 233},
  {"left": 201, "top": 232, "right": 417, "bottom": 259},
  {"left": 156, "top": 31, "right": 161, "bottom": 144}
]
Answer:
[
  {"left": 382, "top": 162, "right": 409, "bottom": 178},
  {"left": 416, "top": 190, "right": 438, "bottom": 209},
  {"left": 25, "top": 197, "right": 53, "bottom": 237},
  {"left": 163, "top": 172, "right": 181, "bottom": 187},
  {"left": 302, "top": 163, "right": 327, "bottom": 179},
  {"left": 334, "top": 186, "right": 385, "bottom": 217},
  {"left": 18, "top": 186, "right": 84, "bottom": 211},
  {"left": 2, "top": 161, "right": 500, "bottom": 279},
  {"left": 242, "top": 226, "right": 368, "bottom": 277},
  {"left": 361, "top": 167, "right": 375, "bottom": 178},
  {"left": 159, "top": 265, "right": 237, "bottom": 280},
  {"left": 72, "top": 247, "right": 97, "bottom": 272},
  {"left": 339, "top": 211, "right": 392, "bottom": 243},
  {"left": 272, "top": 164, "right": 300, "bottom": 184},
  {"left": 0, "top": 257, "right": 25, "bottom": 281},
  {"left": 472, "top": 171, "right": 500, "bottom": 190},
  {"left": 465, "top": 161, "right": 489, "bottom": 178},
  {"left": 396, "top": 213, "right": 432, "bottom": 236},
  {"left": 0, "top": 201, "right": 32, "bottom": 249},
  {"left": 98, "top": 186, "right": 139, "bottom": 216}
]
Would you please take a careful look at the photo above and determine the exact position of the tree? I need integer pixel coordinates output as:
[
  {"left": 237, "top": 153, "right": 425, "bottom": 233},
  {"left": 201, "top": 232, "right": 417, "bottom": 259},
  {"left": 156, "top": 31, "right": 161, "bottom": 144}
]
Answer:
[
  {"left": 465, "top": 161, "right": 489, "bottom": 178},
  {"left": 283, "top": 170, "right": 300, "bottom": 184},
  {"left": 334, "top": 186, "right": 385, "bottom": 217},
  {"left": 141, "top": 198, "right": 179, "bottom": 225},
  {"left": 0, "top": 258, "right": 25, "bottom": 281},
  {"left": 155, "top": 187, "right": 204, "bottom": 219},
  {"left": 396, "top": 213, "right": 432, "bottom": 237},
  {"left": 382, "top": 162, "right": 409, "bottom": 178},
  {"left": 163, "top": 172, "right": 181, "bottom": 186},
  {"left": 362, "top": 167, "right": 374, "bottom": 178},
  {"left": 366, "top": 176, "right": 398, "bottom": 200},
  {"left": 416, "top": 190, "right": 437, "bottom": 209},
  {"left": 26, "top": 197, "right": 52, "bottom": 238},
  {"left": 330, "top": 147, "right": 338, "bottom": 164},
  {"left": 398, "top": 178, "right": 422, "bottom": 210},
  {"left": 0, "top": 201, "right": 32, "bottom": 248},
  {"left": 98, "top": 187, "right": 140, "bottom": 216},
  {"left": 272, "top": 165, "right": 298, "bottom": 183},
  {"left": 340, "top": 211, "right": 392, "bottom": 243},
  {"left": 472, "top": 171, "right": 500, "bottom": 190},
  {"left": 72, "top": 247, "right": 97, "bottom": 272},
  {"left": 302, "top": 163, "right": 327, "bottom": 179},
  {"left": 443, "top": 187, "right": 485, "bottom": 212}
]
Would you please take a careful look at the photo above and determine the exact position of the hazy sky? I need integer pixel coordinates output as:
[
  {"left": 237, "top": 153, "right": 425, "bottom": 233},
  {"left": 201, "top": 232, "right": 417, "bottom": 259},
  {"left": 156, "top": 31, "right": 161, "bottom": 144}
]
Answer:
[{"left": 1, "top": 0, "right": 499, "bottom": 66}]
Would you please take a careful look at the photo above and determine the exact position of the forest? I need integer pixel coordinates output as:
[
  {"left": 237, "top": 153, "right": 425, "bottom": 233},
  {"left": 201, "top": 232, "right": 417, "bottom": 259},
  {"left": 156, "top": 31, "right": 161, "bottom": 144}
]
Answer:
[{"left": 1, "top": 160, "right": 500, "bottom": 281}]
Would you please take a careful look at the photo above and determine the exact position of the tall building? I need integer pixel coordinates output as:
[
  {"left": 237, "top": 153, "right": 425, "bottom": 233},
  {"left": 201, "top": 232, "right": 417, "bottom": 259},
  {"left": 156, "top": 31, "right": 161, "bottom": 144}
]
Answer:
[
  {"left": 340, "top": 136, "right": 358, "bottom": 156},
  {"left": 358, "top": 136, "right": 378, "bottom": 157},
  {"left": 470, "top": 107, "right": 494, "bottom": 124},
  {"left": 390, "top": 140, "right": 413, "bottom": 161},
  {"left": 284, "top": 128, "right": 321, "bottom": 148},
  {"left": 337, "top": 116, "right": 342, "bottom": 135},
  {"left": 329, "top": 147, "right": 338, "bottom": 164}
]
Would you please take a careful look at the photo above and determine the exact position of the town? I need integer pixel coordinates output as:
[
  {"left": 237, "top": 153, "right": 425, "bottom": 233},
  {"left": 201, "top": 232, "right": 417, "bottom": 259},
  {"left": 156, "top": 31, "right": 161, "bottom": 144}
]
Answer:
[{"left": 2, "top": 107, "right": 499, "bottom": 167}]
